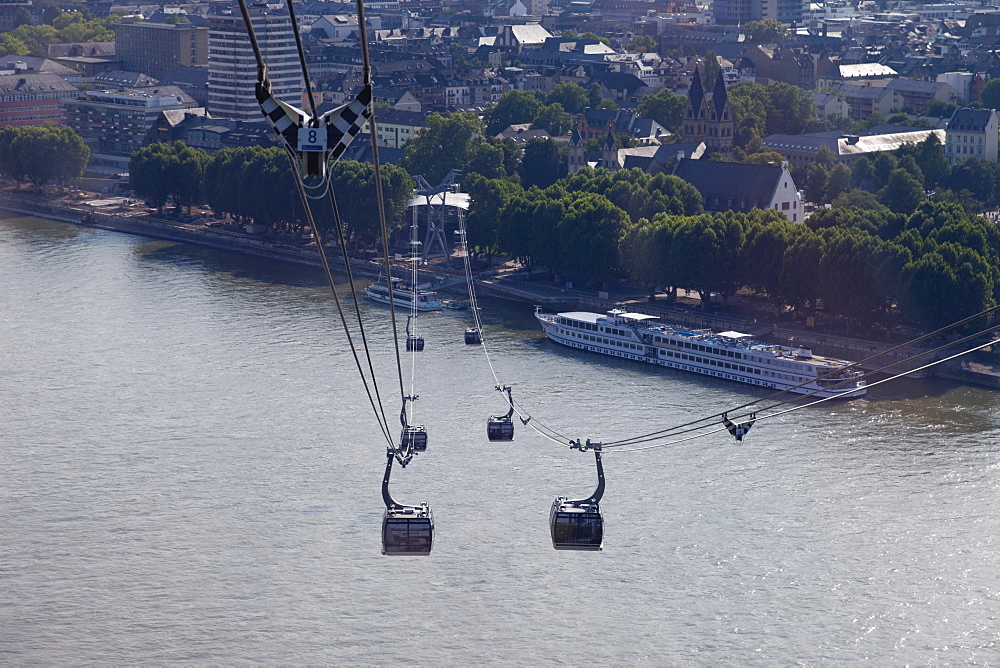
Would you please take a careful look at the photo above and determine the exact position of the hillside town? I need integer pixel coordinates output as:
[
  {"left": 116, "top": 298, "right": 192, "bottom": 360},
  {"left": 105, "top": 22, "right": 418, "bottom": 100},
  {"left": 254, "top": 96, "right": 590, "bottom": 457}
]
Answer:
[
  {"left": 5, "top": 0, "right": 1000, "bottom": 372},
  {"left": 2, "top": 0, "right": 1000, "bottom": 199}
]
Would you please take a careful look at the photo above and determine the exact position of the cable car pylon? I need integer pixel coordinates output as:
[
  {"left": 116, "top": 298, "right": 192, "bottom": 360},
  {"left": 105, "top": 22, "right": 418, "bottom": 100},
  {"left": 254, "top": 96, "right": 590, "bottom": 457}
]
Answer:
[{"left": 550, "top": 440, "right": 605, "bottom": 551}]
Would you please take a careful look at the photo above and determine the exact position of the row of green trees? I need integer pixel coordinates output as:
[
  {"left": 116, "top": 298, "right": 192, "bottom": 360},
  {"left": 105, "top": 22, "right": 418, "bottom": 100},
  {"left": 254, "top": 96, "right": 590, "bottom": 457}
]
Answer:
[
  {"left": 622, "top": 202, "right": 999, "bottom": 332},
  {"left": 0, "top": 7, "right": 117, "bottom": 57},
  {"left": 129, "top": 142, "right": 414, "bottom": 244},
  {"left": 464, "top": 167, "right": 703, "bottom": 280},
  {"left": 459, "top": 163, "right": 997, "bottom": 332},
  {"left": 800, "top": 134, "right": 1000, "bottom": 216},
  {"left": 482, "top": 84, "right": 619, "bottom": 137},
  {"left": 0, "top": 125, "right": 89, "bottom": 186}
]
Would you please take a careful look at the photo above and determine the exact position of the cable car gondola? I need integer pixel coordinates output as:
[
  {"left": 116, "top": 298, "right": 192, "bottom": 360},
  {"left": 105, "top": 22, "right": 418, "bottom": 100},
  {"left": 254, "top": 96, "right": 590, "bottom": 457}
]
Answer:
[
  {"left": 464, "top": 327, "right": 482, "bottom": 345},
  {"left": 405, "top": 315, "right": 424, "bottom": 351},
  {"left": 401, "top": 425, "right": 427, "bottom": 452},
  {"left": 487, "top": 385, "right": 516, "bottom": 441},
  {"left": 381, "top": 450, "right": 433, "bottom": 555},
  {"left": 550, "top": 441, "right": 605, "bottom": 551}
]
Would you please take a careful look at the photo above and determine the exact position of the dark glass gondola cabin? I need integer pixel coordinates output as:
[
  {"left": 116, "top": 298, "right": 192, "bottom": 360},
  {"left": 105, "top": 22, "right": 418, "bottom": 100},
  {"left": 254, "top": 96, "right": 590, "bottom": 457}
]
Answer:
[
  {"left": 550, "top": 442, "right": 604, "bottom": 550},
  {"left": 406, "top": 335, "right": 424, "bottom": 351},
  {"left": 549, "top": 498, "right": 603, "bottom": 551},
  {"left": 401, "top": 425, "right": 427, "bottom": 452},
  {"left": 487, "top": 415, "right": 514, "bottom": 441},
  {"left": 382, "top": 504, "right": 433, "bottom": 555},
  {"left": 464, "top": 328, "right": 482, "bottom": 344}
]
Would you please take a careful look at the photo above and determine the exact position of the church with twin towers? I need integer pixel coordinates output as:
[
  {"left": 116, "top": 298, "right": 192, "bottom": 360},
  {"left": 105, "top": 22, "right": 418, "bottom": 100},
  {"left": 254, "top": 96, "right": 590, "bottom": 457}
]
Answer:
[
  {"left": 682, "top": 65, "right": 734, "bottom": 158},
  {"left": 567, "top": 63, "right": 734, "bottom": 174}
]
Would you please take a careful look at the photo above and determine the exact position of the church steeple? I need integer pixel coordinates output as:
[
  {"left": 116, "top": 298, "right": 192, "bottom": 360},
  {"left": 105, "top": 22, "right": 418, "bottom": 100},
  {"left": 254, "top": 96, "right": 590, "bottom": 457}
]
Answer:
[
  {"left": 568, "top": 123, "right": 586, "bottom": 173},
  {"left": 707, "top": 68, "right": 733, "bottom": 157},
  {"left": 712, "top": 69, "right": 729, "bottom": 121},
  {"left": 601, "top": 124, "right": 619, "bottom": 171},
  {"left": 604, "top": 124, "right": 617, "bottom": 151},
  {"left": 688, "top": 66, "right": 704, "bottom": 120}
]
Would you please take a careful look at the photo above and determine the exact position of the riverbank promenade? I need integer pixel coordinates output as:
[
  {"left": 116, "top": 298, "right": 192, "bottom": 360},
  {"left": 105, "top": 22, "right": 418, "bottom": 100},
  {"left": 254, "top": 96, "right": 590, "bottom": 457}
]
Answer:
[{"left": 3, "top": 185, "right": 998, "bottom": 389}]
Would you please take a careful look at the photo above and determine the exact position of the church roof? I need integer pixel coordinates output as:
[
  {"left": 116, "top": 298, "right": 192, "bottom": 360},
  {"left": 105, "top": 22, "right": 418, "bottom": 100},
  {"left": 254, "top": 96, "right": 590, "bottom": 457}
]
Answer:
[
  {"left": 604, "top": 125, "right": 617, "bottom": 151},
  {"left": 688, "top": 66, "right": 704, "bottom": 118},
  {"left": 672, "top": 159, "right": 784, "bottom": 211},
  {"left": 712, "top": 70, "right": 728, "bottom": 120}
]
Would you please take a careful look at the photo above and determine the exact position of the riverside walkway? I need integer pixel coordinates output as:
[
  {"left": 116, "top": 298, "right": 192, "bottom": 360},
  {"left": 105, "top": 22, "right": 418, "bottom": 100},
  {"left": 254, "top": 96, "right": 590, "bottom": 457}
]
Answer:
[{"left": 3, "top": 187, "right": 996, "bottom": 388}]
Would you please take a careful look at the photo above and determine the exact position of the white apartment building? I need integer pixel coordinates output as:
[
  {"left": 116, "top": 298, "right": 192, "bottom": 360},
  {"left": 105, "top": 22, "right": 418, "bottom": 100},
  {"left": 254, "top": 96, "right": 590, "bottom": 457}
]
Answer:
[
  {"left": 207, "top": 4, "right": 302, "bottom": 121},
  {"left": 945, "top": 108, "right": 999, "bottom": 165}
]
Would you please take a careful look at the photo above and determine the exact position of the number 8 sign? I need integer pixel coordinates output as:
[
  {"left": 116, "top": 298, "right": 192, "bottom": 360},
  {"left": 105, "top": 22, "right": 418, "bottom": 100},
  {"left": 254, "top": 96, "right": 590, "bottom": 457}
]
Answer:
[{"left": 298, "top": 126, "right": 328, "bottom": 152}]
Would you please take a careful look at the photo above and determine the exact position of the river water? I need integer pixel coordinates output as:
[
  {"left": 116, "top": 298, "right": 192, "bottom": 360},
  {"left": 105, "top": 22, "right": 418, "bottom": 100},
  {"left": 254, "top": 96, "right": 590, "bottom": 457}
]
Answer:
[{"left": 2, "top": 213, "right": 999, "bottom": 664}]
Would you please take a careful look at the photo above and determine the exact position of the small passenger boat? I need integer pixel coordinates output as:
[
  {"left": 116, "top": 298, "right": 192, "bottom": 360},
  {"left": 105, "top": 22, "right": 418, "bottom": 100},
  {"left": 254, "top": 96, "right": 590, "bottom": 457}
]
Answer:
[{"left": 365, "top": 277, "right": 442, "bottom": 311}]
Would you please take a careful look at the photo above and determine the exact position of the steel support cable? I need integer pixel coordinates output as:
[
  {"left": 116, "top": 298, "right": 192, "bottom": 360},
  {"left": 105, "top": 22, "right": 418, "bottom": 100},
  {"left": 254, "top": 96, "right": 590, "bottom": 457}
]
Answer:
[
  {"left": 238, "top": 0, "right": 394, "bottom": 449},
  {"left": 284, "top": 0, "right": 391, "bottom": 438},
  {"left": 455, "top": 217, "right": 578, "bottom": 447},
  {"left": 235, "top": 0, "right": 265, "bottom": 71},
  {"left": 601, "top": 333, "right": 999, "bottom": 454},
  {"left": 353, "top": 0, "right": 407, "bottom": 406},
  {"left": 742, "top": 321, "right": 1000, "bottom": 423},
  {"left": 322, "top": 182, "right": 394, "bottom": 440},
  {"left": 284, "top": 0, "right": 319, "bottom": 121},
  {"left": 600, "top": 323, "right": 1000, "bottom": 452},
  {"left": 601, "top": 304, "right": 1000, "bottom": 447},
  {"left": 600, "top": 321, "right": 1000, "bottom": 450},
  {"left": 406, "top": 218, "right": 420, "bottom": 426},
  {"left": 285, "top": 148, "right": 394, "bottom": 448}
]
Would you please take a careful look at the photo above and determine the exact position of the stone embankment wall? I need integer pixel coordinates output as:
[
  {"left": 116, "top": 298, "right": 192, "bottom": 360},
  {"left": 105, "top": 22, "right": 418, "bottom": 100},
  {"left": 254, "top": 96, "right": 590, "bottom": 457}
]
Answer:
[
  {"left": 0, "top": 191, "right": 392, "bottom": 278},
  {"left": 6, "top": 190, "right": 998, "bottom": 388}
]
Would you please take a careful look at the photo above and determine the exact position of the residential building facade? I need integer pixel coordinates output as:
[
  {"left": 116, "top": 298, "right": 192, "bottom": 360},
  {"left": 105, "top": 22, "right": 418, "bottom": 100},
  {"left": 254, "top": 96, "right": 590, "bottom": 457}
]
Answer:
[
  {"left": 945, "top": 108, "right": 999, "bottom": 164},
  {"left": 0, "top": 72, "right": 81, "bottom": 127},
  {"left": 64, "top": 86, "right": 201, "bottom": 172},
  {"left": 114, "top": 21, "right": 209, "bottom": 80},
  {"left": 364, "top": 108, "right": 426, "bottom": 148},
  {"left": 207, "top": 5, "right": 302, "bottom": 121}
]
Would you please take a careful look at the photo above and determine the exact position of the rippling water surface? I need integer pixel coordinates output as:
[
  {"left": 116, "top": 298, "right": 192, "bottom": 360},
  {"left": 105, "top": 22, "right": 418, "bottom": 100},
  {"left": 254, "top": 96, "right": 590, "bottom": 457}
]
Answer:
[{"left": 2, "top": 214, "right": 999, "bottom": 663}]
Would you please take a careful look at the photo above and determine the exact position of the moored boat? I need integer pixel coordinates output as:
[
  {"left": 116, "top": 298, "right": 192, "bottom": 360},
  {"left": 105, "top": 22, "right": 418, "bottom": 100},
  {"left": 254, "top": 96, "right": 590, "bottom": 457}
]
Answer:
[
  {"left": 365, "top": 277, "right": 443, "bottom": 311},
  {"left": 535, "top": 307, "right": 867, "bottom": 399}
]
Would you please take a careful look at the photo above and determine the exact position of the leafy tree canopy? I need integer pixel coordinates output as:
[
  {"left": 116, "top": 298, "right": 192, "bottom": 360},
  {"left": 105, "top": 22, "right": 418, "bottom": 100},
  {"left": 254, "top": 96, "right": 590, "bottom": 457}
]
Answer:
[
  {"left": 743, "top": 19, "right": 789, "bottom": 44},
  {"left": 546, "top": 82, "right": 588, "bottom": 114},
  {"left": 980, "top": 78, "right": 1000, "bottom": 110},
  {"left": 636, "top": 88, "right": 686, "bottom": 134},
  {"left": 483, "top": 90, "right": 543, "bottom": 135},
  {"left": 0, "top": 125, "right": 89, "bottom": 186},
  {"left": 626, "top": 34, "right": 656, "bottom": 53}
]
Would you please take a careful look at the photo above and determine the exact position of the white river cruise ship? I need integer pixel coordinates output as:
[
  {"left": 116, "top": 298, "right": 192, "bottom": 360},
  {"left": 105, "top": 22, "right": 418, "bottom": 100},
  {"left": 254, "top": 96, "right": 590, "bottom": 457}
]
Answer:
[{"left": 535, "top": 308, "right": 867, "bottom": 399}]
